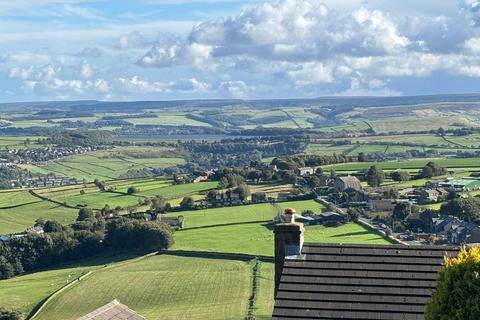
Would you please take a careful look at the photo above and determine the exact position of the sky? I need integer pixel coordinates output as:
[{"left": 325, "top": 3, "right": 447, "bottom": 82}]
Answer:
[{"left": 1, "top": 0, "right": 480, "bottom": 102}]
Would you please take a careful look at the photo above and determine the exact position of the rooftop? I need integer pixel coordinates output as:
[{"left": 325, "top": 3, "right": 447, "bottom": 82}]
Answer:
[
  {"left": 78, "top": 300, "right": 145, "bottom": 320},
  {"left": 273, "top": 243, "right": 459, "bottom": 320}
]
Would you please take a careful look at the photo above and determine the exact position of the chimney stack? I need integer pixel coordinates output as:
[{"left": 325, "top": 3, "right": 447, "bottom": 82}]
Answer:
[{"left": 273, "top": 208, "right": 304, "bottom": 297}]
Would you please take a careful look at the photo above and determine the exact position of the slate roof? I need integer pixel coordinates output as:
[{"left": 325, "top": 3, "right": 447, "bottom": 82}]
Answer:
[
  {"left": 78, "top": 300, "right": 145, "bottom": 320},
  {"left": 273, "top": 243, "right": 459, "bottom": 320}
]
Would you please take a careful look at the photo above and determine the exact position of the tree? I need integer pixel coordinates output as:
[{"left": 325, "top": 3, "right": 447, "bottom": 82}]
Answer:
[
  {"left": 180, "top": 196, "right": 195, "bottom": 210},
  {"left": 366, "top": 166, "right": 384, "bottom": 187},
  {"left": 43, "top": 220, "right": 64, "bottom": 233},
  {"left": 234, "top": 184, "right": 251, "bottom": 201},
  {"left": 126, "top": 186, "right": 139, "bottom": 195},
  {"left": 393, "top": 202, "right": 411, "bottom": 222},
  {"left": 282, "top": 171, "right": 297, "bottom": 184},
  {"left": 440, "top": 198, "right": 480, "bottom": 222},
  {"left": 420, "top": 162, "right": 447, "bottom": 179},
  {"left": 425, "top": 246, "right": 480, "bottom": 320},
  {"left": 357, "top": 152, "right": 367, "bottom": 162},
  {"left": 77, "top": 208, "right": 94, "bottom": 222},
  {"left": 390, "top": 171, "right": 410, "bottom": 182},
  {"left": 347, "top": 208, "right": 361, "bottom": 222},
  {"left": 0, "top": 308, "right": 23, "bottom": 320}
]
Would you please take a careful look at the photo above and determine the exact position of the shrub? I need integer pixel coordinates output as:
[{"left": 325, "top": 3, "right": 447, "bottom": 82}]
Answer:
[{"left": 425, "top": 247, "right": 480, "bottom": 320}]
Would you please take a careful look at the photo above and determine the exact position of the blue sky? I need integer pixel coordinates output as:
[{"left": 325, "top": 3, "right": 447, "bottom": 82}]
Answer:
[{"left": 1, "top": 0, "right": 480, "bottom": 101}]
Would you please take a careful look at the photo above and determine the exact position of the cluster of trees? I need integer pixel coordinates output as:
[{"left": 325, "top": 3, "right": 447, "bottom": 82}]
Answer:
[
  {"left": 0, "top": 166, "right": 35, "bottom": 189},
  {"left": 440, "top": 197, "right": 480, "bottom": 222},
  {"left": 419, "top": 161, "right": 447, "bottom": 179},
  {"left": 0, "top": 307, "right": 22, "bottom": 320},
  {"left": 44, "top": 130, "right": 113, "bottom": 147},
  {"left": 366, "top": 166, "right": 385, "bottom": 187},
  {"left": 0, "top": 208, "right": 174, "bottom": 280},
  {"left": 272, "top": 154, "right": 352, "bottom": 170},
  {"left": 180, "top": 137, "right": 307, "bottom": 168}
]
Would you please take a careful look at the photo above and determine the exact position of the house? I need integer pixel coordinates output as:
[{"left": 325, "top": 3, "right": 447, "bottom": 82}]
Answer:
[
  {"left": 251, "top": 192, "right": 267, "bottom": 203},
  {"left": 272, "top": 212, "right": 459, "bottom": 320},
  {"left": 295, "top": 167, "right": 315, "bottom": 176},
  {"left": 157, "top": 216, "right": 183, "bottom": 229},
  {"left": 78, "top": 300, "right": 145, "bottom": 320},
  {"left": 432, "top": 215, "right": 458, "bottom": 235},
  {"left": 317, "top": 211, "right": 345, "bottom": 226},
  {"left": 192, "top": 175, "right": 208, "bottom": 183},
  {"left": 277, "top": 192, "right": 290, "bottom": 202},
  {"left": 450, "top": 221, "right": 480, "bottom": 244},
  {"left": 332, "top": 175, "right": 362, "bottom": 192},
  {"left": 369, "top": 199, "right": 395, "bottom": 212},
  {"left": 418, "top": 188, "right": 440, "bottom": 203}
]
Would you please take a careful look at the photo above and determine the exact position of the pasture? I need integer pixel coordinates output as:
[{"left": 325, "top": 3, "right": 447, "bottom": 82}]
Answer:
[
  {"left": 34, "top": 254, "right": 259, "bottom": 320},
  {"left": 28, "top": 147, "right": 185, "bottom": 181},
  {"left": 323, "top": 158, "right": 480, "bottom": 172},
  {"left": 0, "top": 201, "right": 78, "bottom": 234},
  {"left": 169, "top": 200, "right": 389, "bottom": 256}
]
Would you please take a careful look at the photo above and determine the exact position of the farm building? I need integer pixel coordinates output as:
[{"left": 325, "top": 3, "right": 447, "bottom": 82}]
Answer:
[
  {"left": 295, "top": 167, "right": 315, "bottom": 176},
  {"left": 79, "top": 300, "right": 145, "bottom": 320},
  {"left": 273, "top": 213, "right": 460, "bottom": 319},
  {"left": 439, "top": 179, "right": 480, "bottom": 191},
  {"left": 332, "top": 176, "right": 362, "bottom": 192},
  {"left": 317, "top": 211, "right": 345, "bottom": 225},
  {"left": 251, "top": 191, "right": 267, "bottom": 203}
]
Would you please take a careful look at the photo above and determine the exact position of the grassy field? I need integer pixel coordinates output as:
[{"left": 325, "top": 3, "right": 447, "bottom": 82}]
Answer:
[
  {"left": 323, "top": 158, "right": 480, "bottom": 172},
  {"left": 28, "top": 147, "right": 185, "bottom": 181},
  {"left": 0, "top": 201, "right": 78, "bottom": 234},
  {"left": 34, "top": 254, "right": 258, "bottom": 320},
  {"left": 169, "top": 200, "right": 389, "bottom": 256},
  {"left": 0, "top": 190, "right": 40, "bottom": 207},
  {"left": 126, "top": 112, "right": 211, "bottom": 127}
]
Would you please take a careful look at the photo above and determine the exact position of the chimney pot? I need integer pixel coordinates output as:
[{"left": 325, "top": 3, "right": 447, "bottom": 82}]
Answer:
[{"left": 284, "top": 208, "right": 296, "bottom": 223}]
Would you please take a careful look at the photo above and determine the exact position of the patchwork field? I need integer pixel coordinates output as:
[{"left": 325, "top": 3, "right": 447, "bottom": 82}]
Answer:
[
  {"left": 323, "top": 157, "right": 480, "bottom": 172},
  {"left": 27, "top": 147, "right": 185, "bottom": 181}
]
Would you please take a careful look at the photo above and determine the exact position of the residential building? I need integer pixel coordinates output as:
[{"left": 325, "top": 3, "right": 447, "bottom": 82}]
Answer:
[
  {"left": 332, "top": 175, "right": 362, "bottom": 192},
  {"left": 272, "top": 213, "right": 459, "bottom": 319},
  {"left": 295, "top": 167, "right": 315, "bottom": 176},
  {"left": 369, "top": 199, "right": 395, "bottom": 212}
]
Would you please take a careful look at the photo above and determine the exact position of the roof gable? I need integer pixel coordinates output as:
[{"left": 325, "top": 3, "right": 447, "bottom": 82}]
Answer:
[{"left": 78, "top": 300, "right": 145, "bottom": 320}]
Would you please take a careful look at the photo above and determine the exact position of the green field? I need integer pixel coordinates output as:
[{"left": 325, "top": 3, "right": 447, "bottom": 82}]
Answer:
[
  {"left": 323, "top": 158, "right": 480, "bottom": 172},
  {"left": 0, "top": 190, "right": 40, "bottom": 207},
  {"left": 169, "top": 200, "right": 389, "bottom": 256},
  {"left": 0, "top": 201, "right": 78, "bottom": 234},
  {"left": 0, "top": 198, "right": 389, "bottom": 319},
  {"left": 33, "top": 254, "right": 264, "bottom": 320},
  {"left": 28, "top": 147, "right": 185, "bottom": 181}
]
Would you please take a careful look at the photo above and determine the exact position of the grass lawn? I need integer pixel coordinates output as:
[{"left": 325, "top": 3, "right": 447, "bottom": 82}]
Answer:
[{"left": 34, "top": 254, "right": 255, "bottom": 320}]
